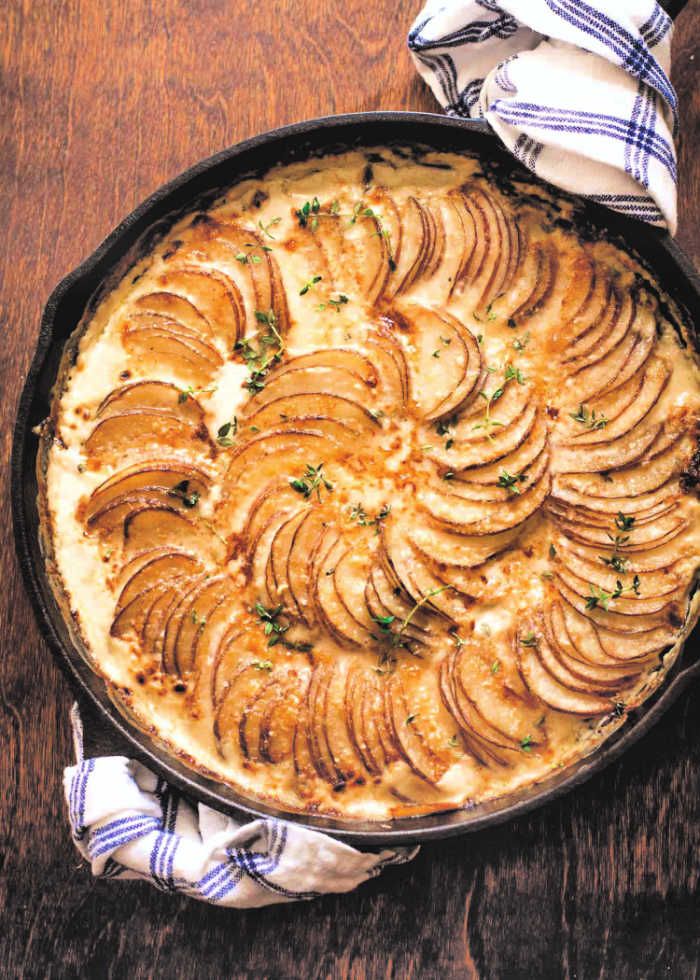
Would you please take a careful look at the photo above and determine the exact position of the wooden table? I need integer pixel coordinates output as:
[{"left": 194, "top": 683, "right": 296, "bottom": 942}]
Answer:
[{"left": 2, "top": 2, "right": 698, "bottom": 976}]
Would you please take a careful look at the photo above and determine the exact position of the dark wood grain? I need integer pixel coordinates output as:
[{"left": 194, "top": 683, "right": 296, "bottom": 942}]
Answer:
[{"left": 1, "top": 2, "right": 698, "bottom": 977}]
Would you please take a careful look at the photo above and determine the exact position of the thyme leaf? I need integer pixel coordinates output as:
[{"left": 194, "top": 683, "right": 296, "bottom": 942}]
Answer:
[
  {"left": 299, "top": 275, "right": 322, "bottom": 296},
  {"left": 167, "top": 480, "right": 199, "bottom": 508},
  {"left": 289, "top": 462, "right": 333, "bottom": 501},
  {"left": 498, "top": 470, "right": 527, "bottom": 495},
  {"left": 258, "top": 216, "right": 281, "bottom": 239},
  {"left": 569, "top": 404, "right": 608, "bottom": 430}
]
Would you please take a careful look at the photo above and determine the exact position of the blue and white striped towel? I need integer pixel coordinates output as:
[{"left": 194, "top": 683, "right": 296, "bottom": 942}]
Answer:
[
  {"left": 408, "top": 0, "right": 678, "bottom": 232},
  {"left": 64, "top": 705, "right": 417, "bottom": 907}
]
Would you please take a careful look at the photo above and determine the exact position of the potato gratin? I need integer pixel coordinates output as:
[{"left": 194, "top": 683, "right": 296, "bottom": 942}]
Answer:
[{"left": 45, "top": 148, "right": 700, "bottom": 820}]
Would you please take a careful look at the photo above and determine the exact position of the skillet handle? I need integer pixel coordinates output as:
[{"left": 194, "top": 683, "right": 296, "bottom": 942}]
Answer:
[
  {"left": 76, "top": 693, "right": 134, "bottom": 759},
  {"left": 659, "top": 0, "right": 689, "bottom": 19}
]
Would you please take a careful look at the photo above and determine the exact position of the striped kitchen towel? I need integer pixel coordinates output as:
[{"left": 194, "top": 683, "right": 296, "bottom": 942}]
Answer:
[
  {"left": 64, "top": 705, "right": 417, "bottom": 907},
  {"left": 408, "top": 0, "right": 678, "bottom": 232}
]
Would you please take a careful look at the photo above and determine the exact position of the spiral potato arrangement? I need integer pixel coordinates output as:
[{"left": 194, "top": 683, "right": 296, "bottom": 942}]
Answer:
[{"left": 47, "top": 148, "right": 700, "bottom": 819}]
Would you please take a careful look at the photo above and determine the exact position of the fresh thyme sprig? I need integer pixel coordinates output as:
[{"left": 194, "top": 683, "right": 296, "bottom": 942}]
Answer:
[
  {"left": 435, "top": 415, "right": 457, "bottom": 450},
  {"left": 473, "top": 362, "right": 526, "bottom": 440},
  {"left": 254, "top": 602, "right": 313, "bottom": 651},
  {"left": 498, "top": 470, "right": 527, "bottom": 495},
  {"left": 348, "top": 502, "right": 391, "bottom": 530},
  {"left": 167, "top": 480, "right": 199, "bottom": 508},
  {"left": 569, "top": 404, "right": 608, "bottom": 430},
  {"left": 258, "top": 216, "right": 281, "bottom": 239},
  {"left": 299, "top": 275, "right": 322, "bottom": 296},
  {"left": 600, "top": 512, "right": 635, "bottom": 572},
  {"left": 178, "top": 384, "right": 217, "bottom": 404},
  {"left": 372, "top": 585, "right": 454, "bottom": 656},
  {"left": 289, "top": 462, "right": 333, "bottom": 501},
  {"left": 315, "top": 293, "right": 349, "bottom": 313},
  {"left": 216, "top": 417, "right": 238, "bottom": 448},
  {"left": 235, "top": 251, "right": 262, "bottom": 265},
  {"left": 513, "top": 332, "right": 531, "bottom": 352},
  {"left": 473, "top": 302, "right": 497, "bottom": 323},
  {"left": 295, "top": 197, "right": 321, "bottom": 229},
  {"left": 348, "top": 200, "right": 396, "bottom": 270},
  {"left": 520, "top": 631, "right": 539, "bottom": 647},
  {"left": 585, "top": 575, "right": 641, "bottom": 611},
  {"left": 504, "top": 364, "right": 526, "bottom": 384},
  {"left": 600, "top": 553, "right": 630, "bottom": 574},
  {"left": 234, "top": 309, "right": 284, "bottom": 393}
]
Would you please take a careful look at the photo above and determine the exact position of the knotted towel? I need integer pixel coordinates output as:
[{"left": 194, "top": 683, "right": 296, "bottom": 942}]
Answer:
[
  {"left": 408, "top": 0, "right": 678, "bottom": 232},
  {"left": 64, "top": 705, "right": 417, "bottom": 907}
]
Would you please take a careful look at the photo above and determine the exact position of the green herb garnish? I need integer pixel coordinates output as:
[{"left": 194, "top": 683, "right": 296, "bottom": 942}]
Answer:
[
  {"left": 253, "top": 602, "right": 311, "bottom": 650},
  {"left": 295, "top": 197, "right": 321, "bottom": 228},
  {"left": 569, "top": 404, "right": 608, "bottom": 430},
  {"left": 585, "top": 576, "right": 640, "bottom": 611},
  {"left": 520, "top": 632, "right": 539, "bottom": 647},
  {"left": 258, "top": 217, "right": 281, "bottom": 239},
  {"left": 168, "top": 480, "right": 199, "bottom": 508},
  {"left": 289, "top": 462, "right": 333, "bottom": 501},
  {"left": 217, "top": 417, "right": 238, "bottom": 447},
  {"left": 349, "top": 502, "right": 390, "bottom": 530},
  {"left": 498, "top": 470, "right": 527, "bottom": 495},
  {"left": 299, "top": 275, "right": 322, "bottom": 296},
  {"left": 316, "top": 293, "right": 349, "bottom": 313},
  {"left": 178, "top": 384, "right": 216, "bottom": 403},
  {"left": 235, "top": 310, "right": 284, "bottom": 392},
  {"left": 600, "top": 513, "right": 635, "bottom": 571}
]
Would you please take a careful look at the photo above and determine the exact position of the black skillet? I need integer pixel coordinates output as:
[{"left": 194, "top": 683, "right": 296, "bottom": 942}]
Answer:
[{"left": 12, "top": 104, "right": 700, "bottom": 845}]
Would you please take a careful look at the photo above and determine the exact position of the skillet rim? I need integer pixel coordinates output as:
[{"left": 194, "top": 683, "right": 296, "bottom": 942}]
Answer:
[{"left": 12, "top": 109, "right": 700, "bottom": 845}]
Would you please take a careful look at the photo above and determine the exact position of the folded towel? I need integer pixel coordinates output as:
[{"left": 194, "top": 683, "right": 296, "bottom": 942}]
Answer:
[
  {"left": 408, "top": 0, "right": 678, "bottom": 232},
  {"left": 64, "top": 705, "right": 417, "bottom": 907}
]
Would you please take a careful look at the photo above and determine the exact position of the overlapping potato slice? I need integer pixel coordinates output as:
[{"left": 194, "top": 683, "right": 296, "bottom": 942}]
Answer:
[
  {"left": 120, "top": 312, "right": 224, "bottom": 385},
  {"left": 97, "top": 380, "right": 206, "bottom": 423},
  {"left": 388, "top": 195, "right": 445, "bottom": 297},
  {"left": 216, "top": 656, "right": 312, "bottom": 765},
  {"left": 85, "top": 381, "right": 213, "bottom": 462},
  {"left": 169, "top": 214, "right": 290, "bottom": 335},
  {"left": 314, "top": 540, "right": 377, "bottom": 649},
  {"left": 111, "top": 550, "right": 203, "bottom": 640},
  {"left": 216, "top": 429, "right": 338, "bottom": 540},
  {"left": 449, "top": 184, "right": 524, "bottom": 315},
  {"left": 365, "top": 318, "right": 410, "bottom": 408},
  {"left": 384, "top": 667, "right": 453, "bottom": 784},
  {"left": 305, "top": 202, "right": 392, "bottom": 305},
  {"left": 517, "top": 620, "right": 615, "bottom": 716},
  {"left": 559, "top": 290, "right": 658, "bottom": 403},
  {"left": 395, "top": 303, "right": 482, "bottom": 421},
  {"left": 133, "top": 263, "right": 244, "bottom": 349},
  {"left": 123, "top": 504, "right": 223, "bottom": 560},
  {"left": 84, "top": 460, "right": 211, "bottom": 533},
  {"left": 428, "top": 375, "right": 536, "bottom": 472},
  {"left": 419, "top": 447, "right": 550, "bottom": 533},
  {"left": 505, "top": 240, "right": 558, "bottom": 326},
  {"left": 439, "top": 636, "right": 544, "bottom": 764}
]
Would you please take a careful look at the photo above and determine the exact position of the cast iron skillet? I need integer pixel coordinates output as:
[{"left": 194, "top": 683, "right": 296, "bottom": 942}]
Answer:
[{"left": 12, "top": 110, "right": 700, "bottom": 845}]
